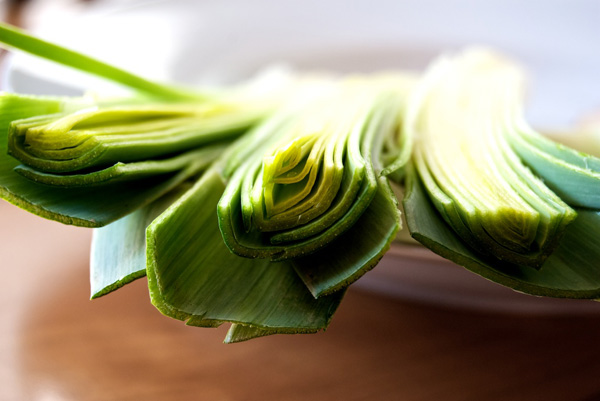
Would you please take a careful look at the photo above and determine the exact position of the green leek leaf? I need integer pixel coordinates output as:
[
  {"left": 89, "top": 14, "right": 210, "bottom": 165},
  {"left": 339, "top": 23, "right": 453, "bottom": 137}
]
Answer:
[
  {"left": 8, "top": 102, "right": 263, "bottom": 174},
  {"left": 225, "top": 324, "right": 278, "bottom": 343},
  {"left": 292, "top": 175, "right": 400, "bottom": 297},
  {"left": 410, "top": 50, "right": 576, "bottom": 268},
  {"left": 223, "top": 322, "right": 333, "bottom": 343},
  {"left": 0, "top": 93, "right": 218, "bottom": 226},
  {"left": 90, "top": 183, "right": 192, "bottom": 298},
  {"left": 147, "top": 168, "right": 344, "bottom": 340},
  {"left": 504, "top": 110, "right": 600, "bottom": 209},
  {"left": 14, "top": 143, "right": 225, "bottom": 187},
  {"left": 404, "top": 163, "right": 600, "bottom": 298}
]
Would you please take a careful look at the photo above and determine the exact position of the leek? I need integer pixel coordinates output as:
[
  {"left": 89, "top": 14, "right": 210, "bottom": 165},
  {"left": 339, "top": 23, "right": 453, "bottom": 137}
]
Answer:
[
  {"left": 5, "top": 20, "right": 600, "bottom": 344},
  {"left": 217, "top": 77, "right": 413, "bottom": 295},
  {"left": 0, "top": 23, "right": 378, "bottom": 340},
  {"left": 0, "top": 93, "right": 262, "bottom": 226},
  {"left": 404, "top": 163, "right": 600, "bottom": 298},
  {"left": 8, "top": 102, "right": 264, "bottom": 174},
  {"left": 403, "top": 49, "right": 600, "bottom": 297},
  {"left": 0, "top": 20, "right": 279, "bottom": 226},
  {"left": 410, "top": 49, "right": 577, "bottom": 268},
  {"left": 146, "top": 168, "right": 345, "bottom": 337}
]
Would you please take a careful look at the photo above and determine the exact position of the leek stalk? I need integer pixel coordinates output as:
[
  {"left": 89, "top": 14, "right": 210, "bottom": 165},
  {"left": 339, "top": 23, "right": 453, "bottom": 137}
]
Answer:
[
  {"left": 410, "top": 50, "right": 577, "bottom": 268},
  {"left": 5, "top": 20, "right": 600, "bottom": 343},
  {"left": 217, "top": 77, "right": 413, "bottom": 295},
  {"left": 403, "top": 49, "right": 600, "bottom": 297}
]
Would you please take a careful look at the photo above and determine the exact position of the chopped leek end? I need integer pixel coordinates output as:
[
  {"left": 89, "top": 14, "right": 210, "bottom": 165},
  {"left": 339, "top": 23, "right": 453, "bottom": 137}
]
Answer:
[
  {"left": 146, "top": 169, "right": 345, "bottom": 341},
  {"left": 411, "top": 49, "right": 576, "bottom": 268},
  {"left": 404, "top": 162, "right": 600, "bottom": 298},
  {"left": 213, "top": 77, "right": 408, "bottom": 296},
  {"left": 218, "top": 77, "right": 410, "bottom": 258},
  {"left": 8, "top": 102, "right": 266, "bottom": 174}
]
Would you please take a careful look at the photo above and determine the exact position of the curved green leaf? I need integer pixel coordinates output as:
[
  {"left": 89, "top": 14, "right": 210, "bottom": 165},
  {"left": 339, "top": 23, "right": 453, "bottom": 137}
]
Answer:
[
  {"left": 506, "top": 118, "right": 600, "bottom": 209},
  {"left": 404, "top": 164, "right": 600, "bottom": 298},
  {"left": 410, "top": 50, "right": 576, "bottom": 268},
  {"left": 146, "top": 169, "right": 344, "bottom": 339},
  {"left": 292, "top": 175, "right": 400, "bottom": 297},
  {"left": 90, "top": 183, "right": 193, "bottom": 298},
  {"left": 14, "top": 143, "right": 225, "bottom": 187}
]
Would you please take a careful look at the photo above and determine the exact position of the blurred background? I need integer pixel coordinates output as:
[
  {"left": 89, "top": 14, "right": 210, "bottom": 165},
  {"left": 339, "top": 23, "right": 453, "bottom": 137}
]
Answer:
[
  {"left": 3, "top": 0, "right": 600, "bottom": 128},
  {"left": 1, "top": 1, "right": 600, "bottom": 400}
]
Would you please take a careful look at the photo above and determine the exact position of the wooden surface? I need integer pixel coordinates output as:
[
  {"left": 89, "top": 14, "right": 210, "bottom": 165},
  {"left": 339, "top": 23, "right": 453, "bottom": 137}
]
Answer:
[{"left": 2, "top": 200, "right": 600, "bottom": 401}]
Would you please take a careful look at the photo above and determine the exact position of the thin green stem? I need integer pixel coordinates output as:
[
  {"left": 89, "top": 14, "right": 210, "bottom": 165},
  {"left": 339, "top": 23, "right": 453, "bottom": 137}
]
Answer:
[{"left": 0, "top": 22, "right": 203, "bottom": 101}]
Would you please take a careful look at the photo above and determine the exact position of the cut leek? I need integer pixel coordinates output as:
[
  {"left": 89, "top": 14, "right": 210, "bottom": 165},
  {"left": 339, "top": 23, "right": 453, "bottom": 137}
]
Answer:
[
  {"left": 8, "top": 102, "right": 264, "bottom": 174},
  {"left": 5, "top": 19, "right": 600, "bottom": 344},
  {"left": 404, "top": 163, "right": 600, "bottom": 298},
  {"left": 0, "top": 21, "right": 275, "bottom": 227},
  {"left": 410, "top": 49, "right": 577, "bottom": 268},
  {"left": 147, "top": 168, "right": 344, "bottom": 333},
  {"left": 218, "top": 79, "right": 410, "bottom": 256},
  {"left": 0, "top": 93, "right": 251, "bottom": 226},
  {"left": 217, "top": 78, "right": 413, "bottom": 294}
]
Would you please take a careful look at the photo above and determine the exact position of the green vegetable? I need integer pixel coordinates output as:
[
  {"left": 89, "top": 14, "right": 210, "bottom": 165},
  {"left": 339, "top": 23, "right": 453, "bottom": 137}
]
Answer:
[
  {"left": 403, "top": 49, "right": 600, "bottom": 297},
  {"left": 0, "top": 93, "right": 181, "bottom": 226},
  {"left": 0, "top": 22, "right": 409, "bottom": 341},
  {"left": 410, "top": 50, "right": 577, "bottom": 268},
  {"left": 8, "top": 102, "right": 263, "bottom": 174},
  {"left": 217, "top": 77, "right": 413, "bottom": 295},
  {"left": 404, "top": 162, "right": 600, "bottom": 298},
  {"left": 3, "top": 21, "right": 600, "bottom": 344},
  {"left": 0, "top": 93, "right": 260, "bottom": 226},
  {"left": 0, "top": 21, "right": 276, "bottom": 227},
  {"left": 146, "top": 168, "right": 345, "bottom": 342}
]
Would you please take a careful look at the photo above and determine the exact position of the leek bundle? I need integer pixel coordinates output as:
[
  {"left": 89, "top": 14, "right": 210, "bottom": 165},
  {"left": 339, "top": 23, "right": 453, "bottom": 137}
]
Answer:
[
  {"left": 144, "top": 78, "right": 415, "bottom": 341},
  {"left": 0, "top": 23, "right": 413, "bottom": 342},
  {"left": 3, "top": 21, "right": 600, "bottom": 344}
]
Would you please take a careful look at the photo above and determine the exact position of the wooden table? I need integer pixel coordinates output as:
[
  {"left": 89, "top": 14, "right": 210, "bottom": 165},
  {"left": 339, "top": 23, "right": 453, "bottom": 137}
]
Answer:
[{"left": 2, "top": 200, "right": 600, "bottom": 401}]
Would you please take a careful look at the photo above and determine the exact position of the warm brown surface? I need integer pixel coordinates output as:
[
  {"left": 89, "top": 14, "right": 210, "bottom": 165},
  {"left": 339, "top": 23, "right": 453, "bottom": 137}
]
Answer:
[{"left": 2, "top": 199, "right": 600, "bottom": 401}]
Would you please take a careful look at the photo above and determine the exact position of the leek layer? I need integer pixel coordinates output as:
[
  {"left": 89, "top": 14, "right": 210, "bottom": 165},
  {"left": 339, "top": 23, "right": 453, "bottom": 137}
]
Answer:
[
  {"left": 8, "top": 102, "right": 263, "bottom": 174},
  {"left": 147, "top": 169, "right": 344, "bottom": 336},
  {"left": 0, "top": 93, "right": 230, "bottom": 226},
  {"left": 217, "top": 79, "right": 411, "bottom": 293},
  {"left": 411, "top": 50, "right": 576, "bottom": 268},
  {"left": 404, "top": 164, "right": 600, "bottom": 298},
  {"left": 90, "top": 183, "right": 192, "bottom": 298}
]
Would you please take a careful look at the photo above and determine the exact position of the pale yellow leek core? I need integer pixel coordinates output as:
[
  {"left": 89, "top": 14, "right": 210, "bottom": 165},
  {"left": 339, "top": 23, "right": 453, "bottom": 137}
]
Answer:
[{"left": 243, "top": 78, "right": 411, "bottom": 233}]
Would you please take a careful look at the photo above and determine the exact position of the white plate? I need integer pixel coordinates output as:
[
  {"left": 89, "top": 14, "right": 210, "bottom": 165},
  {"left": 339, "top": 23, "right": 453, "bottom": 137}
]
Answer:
[{"left": 6, "top": 0, "right": 600, "bottom": 314}]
